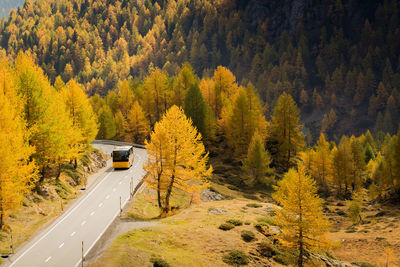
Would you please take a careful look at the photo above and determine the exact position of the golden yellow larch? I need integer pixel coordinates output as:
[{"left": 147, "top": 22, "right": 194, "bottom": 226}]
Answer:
[
  {"left": 127, "top": 101, "right": 150, "bottom": 144},
  {"left": 144, "top": 106, "right": 212, "bottom": 216},
  {"left": 273, "top": 164, "right": 332, "bottom": 267}
]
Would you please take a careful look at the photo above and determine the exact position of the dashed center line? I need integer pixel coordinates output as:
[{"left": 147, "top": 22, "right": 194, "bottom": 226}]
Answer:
[
  {"left": 106, "top": 195, "right": 110, "bottom": 199},
  {"left": 70, "top": 231, "right": 76, "bottom": 237},
  {"left": 58, "top": 242, "right": 64, "bottom": 249},
  {"left": 99, "top": 203, "right": 103, "bottom": 207},
  {"left": 45, "top": 256, "right": 52, "bottom": 263},
  {"left": 119, "top": 181, "right": 122, "bottom": 185},
  {"left": 81, "top": 220, "right": 86, "bottom": 226},
  {"left": 90, "top": 211, "right": 95, "bottom": 216}
]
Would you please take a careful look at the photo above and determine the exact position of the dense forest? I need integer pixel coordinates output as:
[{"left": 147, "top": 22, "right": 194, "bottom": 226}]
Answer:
[
  {"left": 90, "top": 63, "right": 400, "bottom": 201},
  {"left": 0, "top": 1, "right": 400, "bottom": 265},
  {"left": 0, "top": 0, "right": 399, "bottom": 139},
  {"left": 0, "top": 51, "right": 98, "bottom": 227}
]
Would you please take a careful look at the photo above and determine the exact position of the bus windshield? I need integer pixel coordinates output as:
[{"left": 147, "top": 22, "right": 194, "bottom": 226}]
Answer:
[{"left": 113, "top": 151, "right": 129, "bottom": 162}]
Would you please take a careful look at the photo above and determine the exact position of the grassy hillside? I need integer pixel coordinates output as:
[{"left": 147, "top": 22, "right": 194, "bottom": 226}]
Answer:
[{"left": 92, "top": 183, "right": 399, "bottom": 266}]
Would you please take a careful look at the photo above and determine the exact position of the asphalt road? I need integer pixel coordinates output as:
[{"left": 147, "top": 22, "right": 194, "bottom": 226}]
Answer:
[{"left": 4, "top": 143, "right": 147, "bottom": 267}]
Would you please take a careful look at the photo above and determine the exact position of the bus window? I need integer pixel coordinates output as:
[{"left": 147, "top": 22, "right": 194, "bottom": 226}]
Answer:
[{"left": 113, "top": 151, "right": 130, "bottom": 162}]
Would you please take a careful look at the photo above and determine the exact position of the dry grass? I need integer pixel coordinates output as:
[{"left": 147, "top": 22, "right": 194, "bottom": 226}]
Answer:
[
  {"left": 0, "top": 174, "right": 79, "bottom": 254},
  {"left": 326, "top": 201, "right": 400, "bottom": 266},
  {"left": 0, "top": 149, "right": 106, "bottom": 255},
  {"left": 92, "top": 191, "right": 281, "bottom": 267}
]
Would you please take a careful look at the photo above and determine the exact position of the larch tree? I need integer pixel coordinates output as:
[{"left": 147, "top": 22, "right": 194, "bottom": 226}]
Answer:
[
  {"left": 203, "top": 103, "right": 217, "bottom": 141},
  {"left": 127, "top": 101, "right": 150, "bottom": 144},
  {"left": 15, "top": 53, "right": 73, "bottom": 179},
  {"left": 226, "top": 85, "right": 267, "bottom": 156},
  {"left": 144, "top": 106, "right": 212, "bottom": 215},
  {"left": 184, "top": 83, "right": 206, "bottom": 136},
  {"left": 97, "top": 105, "right": 117, "bottom": 140},
  {"left": 349, "top": 136, "right": 366, "bottom": 191},
  {"left": 49, "top": 90, "right": 82, "bottom": 179},
  {"left": 173, "top": 62, "right": 197, "bottom": 106},
  {"left": 242, "top": 131, "right": 273, "bottom": 187},
  {"left": 213, "top": 66, "right": 238, "bottom": 117},
  {"left": 311, "top": 133, "right": 333, "bottom": 192},
  {"left": 273, "top": 164, "right": 331, "bottom": 267},
  {"left": 332, "top": 136, "right": 353, "bottom": 196},
  {"left": 391, "top": 130, "right": 400, "bottom": 191},
  {"left": 143, "top": 68, "right": 170, "bottom": 125},
  {"left": 0, "top": 60, "right": 37, "bottom": 228},
  {"left": 270, "top": 92, "right": 304, "bottom": 171},
  {"left": 117, "top": 80, "right": 135, "bottom": 117},
  {"left": 347, "top": 192, "right": 364, "bottom": 224},
  {"left": 62, "top": 79, "right": 98, "bottom": 167},
  {"left": 199, "top": 78, "right": 215, "bottom": 115},
  {"left": 114, "top": 110, "right": 129, "bottom": 141}
]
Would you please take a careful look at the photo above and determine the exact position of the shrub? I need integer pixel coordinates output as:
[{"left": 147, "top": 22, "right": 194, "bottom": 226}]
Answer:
[
  {"left": 241, "top": 230, "right": 255, "bottom": 242},
  {"left": 243, "top": 194, "right": 260, "bottom": 201},
  {"left": 226, "top": 219, "right": 243, "bottom": 226},
  {"left": 257, "top": 241, "right": 276, "bottom": 257},
  {"left": 244, "top": 221, "right": 251, "bottom": 225},
  {"left": 347, "top": 194, "right": 364, "bottom": 224},
  {"left": 246, "top": 203, "right": 262, "bottom": 208},
  {"left": 150, "top": 257, "right": 170, "bottom": 267},
  {"left": 256, "top": 217, "right": 275, "bottom": 225},
  {"left": 219, "top": 223, "right": 235, "bottom": 231},
  {"left": 254, "top": 222, "right": 268, "bottom": 233},
  {"left": 223, "top": 250, "right": 249, "bottom": 265}
]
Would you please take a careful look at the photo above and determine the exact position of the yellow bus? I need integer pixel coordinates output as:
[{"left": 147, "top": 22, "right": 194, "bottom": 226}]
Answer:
[{"left": 111, "top": 146, "right": 134, "bottom": 169}]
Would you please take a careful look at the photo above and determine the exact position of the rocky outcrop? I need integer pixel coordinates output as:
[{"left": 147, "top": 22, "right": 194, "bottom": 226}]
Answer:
[{"left": 201, "top": 188, "right": 225, "bottom": 202}]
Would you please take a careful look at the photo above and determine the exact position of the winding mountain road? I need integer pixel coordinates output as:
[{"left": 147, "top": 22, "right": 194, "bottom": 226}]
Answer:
[{"left": 4, "top": 141, "right": 147, "bottom": 267}]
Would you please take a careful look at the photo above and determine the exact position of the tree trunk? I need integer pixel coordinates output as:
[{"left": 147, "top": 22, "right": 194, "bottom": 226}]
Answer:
[
  {"left": 0, "top": 203, "right": 3, "bottom": 230},
  {"left": 164, "top": 174, "right": 175, "bottom": 215},
  {"left": 298, "top": 230, "right": 303, "bottom": 267},
  {"left": 39, "top": 165, "right": 46, "bottom": 183},
  {"left": 74, "top": 158, "right": 78, "bottom": 169},
  {"left": 298, "top": 170, "right": 304, "bottom": 267},
  {"left": 157, "top": 143, "right": 163, "bottom": 210},
  {"left": 56, "top": 162, "right": 62, "bottom": 180},
  {"left": 157, "top": 172, "right": 162, "bottom": 208}
]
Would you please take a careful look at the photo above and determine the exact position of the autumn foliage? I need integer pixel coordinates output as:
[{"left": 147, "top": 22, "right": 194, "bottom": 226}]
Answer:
[
  {"left": 273, "top": 164, "right": 332, "bottom": 266},
  {"left": 144, "top": 106, "right": 212, "bottom": 215},
  {"left": 0, "top": 51, "right": 98, "bottom": 228}
]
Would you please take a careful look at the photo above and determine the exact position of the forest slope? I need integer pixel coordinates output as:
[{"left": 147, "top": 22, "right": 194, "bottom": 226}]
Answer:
[{"left": 0, "top": 0, "right": 399, "bottom": 138}]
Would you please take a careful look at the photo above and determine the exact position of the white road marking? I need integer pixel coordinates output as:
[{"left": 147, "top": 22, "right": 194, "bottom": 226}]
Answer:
[
  {"left": 74, "top": 195, "right": 131, "bottom": 267},
  {"left": 119, "top": 181, "right": 122, "bottom": 185},
  {"left": 45, "top": 256, "right": 52, "bottom": 263},
  {"left": 99, "top": 203, "right": 103, "bottom": 207},
  {"left": 9, "top": 171, "right": 113, "bottom": 267},
  {"left": 106, "top": 195, "right": 110, "bottom": 199},
  {"left": 90, "top": 211, "right": 95, "bottom": 216},
  {"left": 58, "top": 242, "right": 64, "bottom": 249},
  {"left": 70, "top": 231, "right": 76, "bottom": 237},
  {"left": 112, "top": 188, "right": 116, "bottom": 192},
  {"left": 81, "top": 220, "right": 86, "bottom": 226}
]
